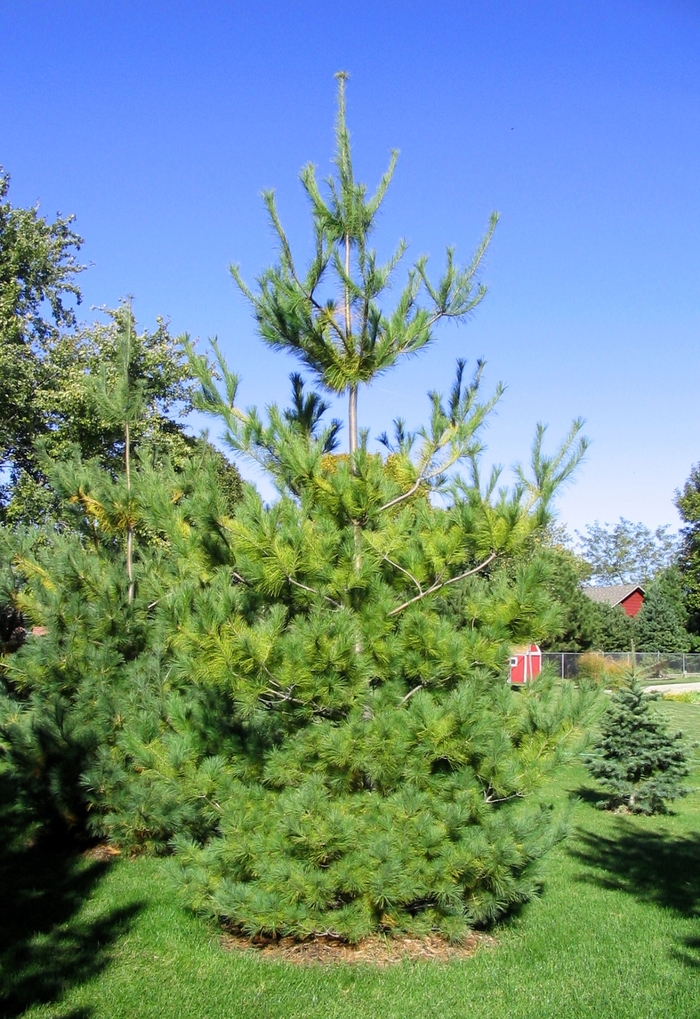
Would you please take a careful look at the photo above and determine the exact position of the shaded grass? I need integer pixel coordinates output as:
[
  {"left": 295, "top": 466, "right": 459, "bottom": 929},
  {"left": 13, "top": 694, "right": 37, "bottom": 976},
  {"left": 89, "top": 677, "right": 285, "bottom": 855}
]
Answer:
[
  {"left": 0, "top": 769, "right": 143, "bottom": 1018},
  {"left": 3, "top": 700, "right": 700, "bottom": 1018},
  {"left": 572, "top": 819, "right": 700, "bottom": 918}
]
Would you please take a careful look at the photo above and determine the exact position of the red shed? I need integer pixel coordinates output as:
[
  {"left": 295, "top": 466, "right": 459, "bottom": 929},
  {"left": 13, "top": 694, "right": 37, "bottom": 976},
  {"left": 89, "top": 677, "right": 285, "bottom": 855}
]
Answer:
[
  {"left": 582, "top": 583, "right": 645, "bottom": 618},
  {"left": 509, "top": 644, "right": 542, "bottom": 685}
]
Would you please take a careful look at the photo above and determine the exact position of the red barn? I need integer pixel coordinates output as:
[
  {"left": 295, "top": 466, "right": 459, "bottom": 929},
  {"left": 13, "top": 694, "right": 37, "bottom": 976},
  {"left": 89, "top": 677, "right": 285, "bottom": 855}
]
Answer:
[
  {"left": 508, "top": 644, "right": 542, "bottom": 685},
  {"left": 582, "top": 583, "right": 645, "bottom": 617}
]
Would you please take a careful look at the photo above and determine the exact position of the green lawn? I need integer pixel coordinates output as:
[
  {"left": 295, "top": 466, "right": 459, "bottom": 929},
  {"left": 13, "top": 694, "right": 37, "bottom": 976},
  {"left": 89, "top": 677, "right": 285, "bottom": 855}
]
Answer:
[{"left": 2, "top": 700, "right": 700, "bottom": 1019}]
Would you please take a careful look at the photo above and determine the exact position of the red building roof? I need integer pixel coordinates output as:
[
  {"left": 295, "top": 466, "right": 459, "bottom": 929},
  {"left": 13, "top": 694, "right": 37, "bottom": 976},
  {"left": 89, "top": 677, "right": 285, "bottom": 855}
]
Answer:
[{"left": 581, "top": 583, "right": 645, "bottom": 617}]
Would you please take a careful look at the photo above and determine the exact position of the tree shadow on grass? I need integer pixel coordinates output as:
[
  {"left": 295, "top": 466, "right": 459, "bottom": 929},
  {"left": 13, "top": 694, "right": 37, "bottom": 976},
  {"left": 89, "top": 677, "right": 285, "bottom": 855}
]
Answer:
[
  {"left": 0, "top": 770, "right": 143, "bottom": 1018},
  {"left": 570, "top": 785, "right": 610, "bottom": 809},
  {"left": 672, "top": 935, "right": 700, "bottom": 969},
  {"left": 568, "top": 814, "right": 700, "bottom": 967}
]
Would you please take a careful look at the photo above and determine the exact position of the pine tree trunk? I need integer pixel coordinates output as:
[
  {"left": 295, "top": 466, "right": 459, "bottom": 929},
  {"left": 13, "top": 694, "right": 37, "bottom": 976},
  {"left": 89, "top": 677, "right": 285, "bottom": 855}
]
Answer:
[
  {"left": 348, "top": 385, "right": 357, "bottom": 457},
  {"left": 125, "top": 419, "right": 134, "bottom": 604},
  {"left": 344, "top": 230, "right": 358, "bottom": 461}
]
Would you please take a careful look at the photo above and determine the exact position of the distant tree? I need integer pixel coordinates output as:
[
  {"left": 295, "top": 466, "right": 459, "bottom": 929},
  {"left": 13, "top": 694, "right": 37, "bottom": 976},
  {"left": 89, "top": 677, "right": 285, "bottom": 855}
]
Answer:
[
  {"left": 675, "top": 464, "right": 700, "bottom": 634},
  {"left": 595, "top": 603, "right": 635, "bottom": 652},
  {"left": 0, "top": 170, "right": 240, "bottom": 525},
  {"left": 634, "top": 567, "right": 691, "bottom": 653},
  {"left": 576, "top": 518, "right": 677, "bottom": 586},
  {"left": 0, "top": 167, "right": 84, "bottom": 508},
  {"left": 1, "top": 304, "right": 228, "bottom": 525},
  {"left": 535, "top": 541, "right": 600, "bottom": 651},
  {"left": 585, "top": 679, "right": 689, "bottom": 814}
]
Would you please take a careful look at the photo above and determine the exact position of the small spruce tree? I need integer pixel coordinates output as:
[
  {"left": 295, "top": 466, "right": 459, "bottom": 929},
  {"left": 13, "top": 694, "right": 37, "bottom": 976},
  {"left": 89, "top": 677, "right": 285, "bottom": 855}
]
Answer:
[{"left": 585, "top": 679, "right": 689, "bottom": 814}]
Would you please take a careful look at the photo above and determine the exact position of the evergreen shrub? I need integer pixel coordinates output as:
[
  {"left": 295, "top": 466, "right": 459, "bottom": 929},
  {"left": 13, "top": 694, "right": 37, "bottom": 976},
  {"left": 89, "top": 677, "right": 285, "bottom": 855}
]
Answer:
[{"left": 585, "top": 679, "right": 689, "bottom": 814}]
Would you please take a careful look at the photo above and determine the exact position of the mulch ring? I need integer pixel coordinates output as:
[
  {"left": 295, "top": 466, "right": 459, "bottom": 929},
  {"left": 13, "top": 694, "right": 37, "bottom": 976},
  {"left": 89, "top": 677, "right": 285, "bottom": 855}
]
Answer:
[
  {"left": 221, "top": 930, "right": 496, "bottom": 966},
  {"left": 82, "top": 843, "right": 121, "bottom": 862}
]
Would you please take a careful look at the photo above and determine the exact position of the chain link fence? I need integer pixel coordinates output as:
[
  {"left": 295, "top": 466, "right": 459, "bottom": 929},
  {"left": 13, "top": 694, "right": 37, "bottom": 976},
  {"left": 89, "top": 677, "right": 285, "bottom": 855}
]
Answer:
[{"left": 542, "top": 652, "right": 700, "bottom": 681}]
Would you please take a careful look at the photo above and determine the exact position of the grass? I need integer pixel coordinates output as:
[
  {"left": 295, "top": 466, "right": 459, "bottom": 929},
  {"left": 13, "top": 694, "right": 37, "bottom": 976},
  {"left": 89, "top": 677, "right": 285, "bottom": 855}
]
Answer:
[
  {"left": 664, "top": 690, "right": 700, "bottom": 707},
  {"left": 644, "top": 673, "right": 700, "bottom": 686},
  {"left": 2, "top": 699, "right": 700, "bottom": 1019},
  {"left": 645, "top": 673, "right": 700, "bottom": 685}
]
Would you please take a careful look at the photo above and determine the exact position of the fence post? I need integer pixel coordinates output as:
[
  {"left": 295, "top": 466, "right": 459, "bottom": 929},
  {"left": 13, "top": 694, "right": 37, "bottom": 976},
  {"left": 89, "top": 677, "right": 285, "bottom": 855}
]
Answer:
[
  {"left": 561, "top": 653, "right": 564, "bottom": 680},
  {"left": 683, "top": 652, "right": 686, "bottom": 676}
]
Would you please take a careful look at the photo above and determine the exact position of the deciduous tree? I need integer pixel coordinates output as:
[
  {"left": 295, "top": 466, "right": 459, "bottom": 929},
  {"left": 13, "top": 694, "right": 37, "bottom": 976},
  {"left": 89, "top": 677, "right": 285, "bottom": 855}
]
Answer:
[
  {"left": 0, "top": 167, "right": 84, "bottom": 513},
  {"left": 576, "top": 518, "right": 677, "bottom": 586}
]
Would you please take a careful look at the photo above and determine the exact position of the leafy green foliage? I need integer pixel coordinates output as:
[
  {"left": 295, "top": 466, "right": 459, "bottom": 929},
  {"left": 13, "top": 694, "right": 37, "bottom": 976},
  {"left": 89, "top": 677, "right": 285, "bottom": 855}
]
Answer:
[
  {"left": 585, "top": 680, "right": 689, "bottom": 814},
  {"left": 675, "top": 464, "right": 700, "bottom": 639},
  {"left": 1, "top": 302, "right": 206, "bottom": 525},
  {"left": 575, "top": 518, "right": 677, "bottom": 587},
  {"left": 0, "top": 162, "right": 218, "bottom": 523},
  {"left": 0, "top": 167, "right": 84, "bottom": 515},
  {"left": 525, "top": 540, "right": 600, "bottom": 652}
]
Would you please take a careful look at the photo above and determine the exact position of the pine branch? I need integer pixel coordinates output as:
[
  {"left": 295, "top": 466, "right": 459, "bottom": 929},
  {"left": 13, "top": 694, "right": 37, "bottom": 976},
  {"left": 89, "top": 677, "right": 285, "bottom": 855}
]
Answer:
[
  {"left": 286, "top": 575, "right": 342, "bottom": 608},
  {"left": 399, "top": 683, "right": 423, "bottom": 705},
  {"left": 376, "top": 551, "right": 423, "bottom": 594},
  {"left": 387, "top": 552, "right": 497, "bottom": 617}
]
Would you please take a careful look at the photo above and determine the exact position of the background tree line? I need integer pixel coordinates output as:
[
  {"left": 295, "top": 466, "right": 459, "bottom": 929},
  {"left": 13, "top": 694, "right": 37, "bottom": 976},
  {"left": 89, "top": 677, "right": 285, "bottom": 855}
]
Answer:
[{"left": 537, "top": 517, "right": 698, "bottom": 653}]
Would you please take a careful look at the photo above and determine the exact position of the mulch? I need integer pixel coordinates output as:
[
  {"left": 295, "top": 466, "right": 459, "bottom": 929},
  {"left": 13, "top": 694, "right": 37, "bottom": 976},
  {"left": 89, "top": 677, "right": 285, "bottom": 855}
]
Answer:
[
  {"left": 81, "top": 842, "right": 495, "bottom": 965},
  {"left": 220, "top": 929, "right": 496, "bottom": 966},
  {"left": 82, "top": 843, "right": 122, "bottom": 861}
]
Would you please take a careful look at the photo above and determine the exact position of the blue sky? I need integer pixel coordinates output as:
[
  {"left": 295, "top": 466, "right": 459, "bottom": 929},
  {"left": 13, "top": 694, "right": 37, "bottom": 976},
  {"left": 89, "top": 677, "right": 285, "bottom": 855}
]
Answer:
[{"left": 2, "top": 1, "right": 699, "bottom": 532}]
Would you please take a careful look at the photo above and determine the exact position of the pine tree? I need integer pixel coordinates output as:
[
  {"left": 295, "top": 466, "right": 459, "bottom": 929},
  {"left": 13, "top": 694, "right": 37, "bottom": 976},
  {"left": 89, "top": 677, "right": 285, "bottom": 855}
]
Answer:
[
  {"left": 634, "top": 580, "right": 690, "bottom": 653},
  {"left": 0, "top": 310, "right": 241, "bottom": 839},
  {"left": 3, "top": 76, "right": 596, "bottom": 943},
  {"left": 228, "top": 72, "right": 505, "bottom": 463},
  {"left": 166, "top": 75, "right": 594, "bottom": 942},
  {"left": 585, "top": 679, "right": 689, "bottom": 814},
  {"left": 594, "top": 603, "right": 635, "bottom": 652}
]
